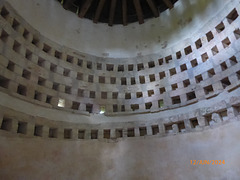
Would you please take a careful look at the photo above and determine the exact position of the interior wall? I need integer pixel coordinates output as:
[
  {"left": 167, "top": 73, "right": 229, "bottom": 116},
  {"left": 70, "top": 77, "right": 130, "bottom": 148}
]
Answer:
[
  {"left": 0, "top": 120, "right": 240, "bottom": 180},
  {"left": 5, "top": 0, "right": 235, "bottom": 58}
]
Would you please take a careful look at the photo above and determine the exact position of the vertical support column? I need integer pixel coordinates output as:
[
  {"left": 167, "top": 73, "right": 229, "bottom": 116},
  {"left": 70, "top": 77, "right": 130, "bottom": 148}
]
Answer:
[
  {"left": 197, "top": 116, "right": 207, "bottom": 127},
  {"left": 122, "top": 128, "right": 128, "bottom": 138},
  {"left": 227, "top": 106, "right": 238, "bottom": 119},
  {"left": 110, "top": 129, "right": 116, "bottom": 139},
  {"left": 42, "top": 126, "right": 50, "bottom": 138},
  {"left": 58, "top": 127, "right": 64, "bottom": 139},
  {"left": 184, "top": 119, "right": 192, "bottom": 131},
  {"left": 27, "top": 121, "right": 35, "bottom": 136},
  {"left": 11, "top": 119, "right": 18, "bottom": 133},
  {"left": 84, "top": 129, "right": 91, "bottom": 139},
  {"left": 134, "top": 127, "right": 140, "bottom": 137},
  {"left": 212, "top": 113, "right": 222, "bottom": 123},
  {"left": 146, "top": 126, "right": 153, "bottom": 136},
  {"left": 98, "top": 129, "right": 104, "bottom": 139},
  {"left": 172, "top": 124, "right": 179, "bottom": 134},
  {"left": 71, "top": 128, "right": 78, "bottom": 140}
]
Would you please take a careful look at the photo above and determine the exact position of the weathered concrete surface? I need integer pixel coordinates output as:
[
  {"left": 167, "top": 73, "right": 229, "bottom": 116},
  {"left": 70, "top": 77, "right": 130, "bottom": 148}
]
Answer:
[{"left": 0, "top": 121, "right": 240, "bottom": 180}]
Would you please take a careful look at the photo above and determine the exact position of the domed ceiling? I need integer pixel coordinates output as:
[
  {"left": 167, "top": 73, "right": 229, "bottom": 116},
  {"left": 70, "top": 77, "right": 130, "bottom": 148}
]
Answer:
[{"left": 57, "top": 0, "right": 178, "bottom": 26}]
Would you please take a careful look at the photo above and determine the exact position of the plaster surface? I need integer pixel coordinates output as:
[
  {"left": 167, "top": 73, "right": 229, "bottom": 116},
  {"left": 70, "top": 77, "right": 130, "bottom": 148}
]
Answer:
[
  {"left": 0, "top": 120, "right": 240, "bottom": 180},
  {"left": 5, "top": 0, "right": 235, "bottom": 58}
]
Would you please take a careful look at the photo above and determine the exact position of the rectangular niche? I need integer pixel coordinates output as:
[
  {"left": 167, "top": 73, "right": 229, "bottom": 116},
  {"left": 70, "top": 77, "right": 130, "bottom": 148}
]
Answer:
[
  {"left": 118, "top": 65, "right": 124, "bottom": 72},
  {"left": 86, "top": 104, "right": 93, "bottom": 113},
  {"left": 139, "top": 127, "right": 147, "bottom": 136},
  {"left": 221, "top": 77, "right": 231, "bottom": 89},
  {"left": 13, "top": 40, "right": 21, "bottom": 53},
  {"left": 149, "top": 74, "right": 155, "bottom": 82},
  {"left": 207, "top": 68, "right": 215, "bottom": 77},
  {"left": 152, "top": 125, "right": 159, "bottom": 135},
  {"left": 99, "top": 76, "right": 105, "bottom": 84},
  {"left": 22, "top": 69, "right": 31, "bottom": 80},
  {"left": 183, "top": 79, "right": 190, "bottom": 87},
  {"left": 204, "top": 85, "right": 214, "bottom": 95},
  {"left": 184, "top": 46, "right": 192, "bottom": 55},
  {"left": 145, "top": 102, "right": 152, "bottom": 109},
  {"left": 55, "top": 50, "right": 62, "bottom": 59},
  {"left": 211, "top": 46, "right": 219, "bottom": 55},
  {"left": 177, "top": 121, "right": 185, "bottom": 132},
  {"left": 63, "top": 69, "right": 70, "bottom": 77},
  {"left": 201, "top": 53, "right": 209, "bottom": 62},
  {"left": 131, "top": 104, "right": 139, "bottom": 111},
  {"left": 227, "top": 8, "right": 239, "bottom": 24},
  {"left": 136, "top": 92, "right": 143, "bottom": 98},
  {"left": 86, "top": 61, "right": 92, "bottom": 69},
  {"left": 206, "top": 31, "right": 214, "bottom": 42},
  {"left": 1, "top": 117, "right": 12, "bottom": 131},
  {"left": 148, "top": 90, "right": 154, "bottom": 97},
  {"left": 159, "top": 87, "right": 166, "bottom": 94},
  {"left": 127, "top": 128, "right": 135, "bottom": 137},
  {"left": 49, "top": 128, "right": 58, "bottom": 138},
  {"left": 191, "top": 59, "right": 198, "bottom": 67},
  {"left": 110, "top": 77, "right": 116, "bottom": 84},
  {"left": 158, "top": 58, "right": 164, "bottom": 65},
  {"left": 195, "top": 38, "right": 202, "bottom": 49},
  {"left": 17, "top": 84, "right": 27, "bottom": 96},
  {"left": 112, "top": 92, "right": 118, "bottom": 99},
  {"left": 176, "top": 51, "right": 182, "bottom": 59},
  {"left": 116, "top": 129, "right": 123, "bottom": 138},
  {"left": 125, "top": 93, "right": 131, "bottom": 99},
  {"left": 171, "top": 83, "right": 178, "bottom": 90},
  {"left": 215, "top": 22, "right": 225, "bottom": 33},
  {"left": 106, "top": 64, "right": 114, "bottom": 71},
  {"left": 103, "top": 129, "right": 110, "bottom": 139},
  {"left": 137, "top": 63, "right": 144, "bottom": 71},
  {"left": 139, "top": 76, "right": 145, "bottom": 84},
  {"left": 64, "top": 129, "right": 72, "bottom": 139},
  {"left": 0, "top": 75, "right": 9, "bottom": 89},
  {"left": 128, "top": 64, "right": 134, "bottom": 71},
  {"left": 25, "top": 49, "right": 32, "bottom": 60},
  {"left": 91, "top": 130, "right": 98, "bottom": 139},
  {"left": 90, "top": 91, "right": 95, "bottom": 98},
  {"left": 0, "top": 30, "right": 9, "bottom": 42},
  {"left": 190, "top": 118, "right": 199, "bottom": 128},
  {"left": 97, "top": 63, "right": 102, "bottom": 70},
  {"left": 234, "top": 29, "right": 240, "bottom": 39},
  {"left": 180, "top": 64, "right": 187, "bottom": 72},
  {"left": 113, "top": 104, "right": 118, "bottom": 112},
  {"left": 186, "top": 91, "right": 196, "bottom": 100},
  {"left": 164, "top": 124, "right": 173, "bottom": 132},
  {"left": 159, "top": 72, "right": 166, "bottom": 79},
  {"left": 78, "top": 130, "right": 85, "bottom": 139},
  {"left": 131, "top": 77, "right": 136, "bottom": 85},
  {"left": 172, "top": 96, "right": 181, "bottom": 104},
  {"left": 17, "top": 121, "right": 27, "bottom": 134},
  {"left": 195, "top": 74, "right": 203, "bottom": 83},
  {"left": 72, "top": 101, "right": 80, "bottom": 110},
  {"left": 148, "top": 61, "right": 155, "bottom": 68},
  {"left": 222, "top": 37, "right": 231, "bottom": 48},
  {"left": 34, "top": 125, "right": 43, "bottom": 137},
  {"left": 169, "top": 68, "right": 176, "bottom": 76},
  {"left": 43, "top": 44, "right": 51, "bottom": 54},
  {"left": 66, "top": 55, "right": 73, "bottom": 63},
  {"left": 158, "top": 99, "right": 164, "bottom": 108},
  {"left": 165, "top": 55, "right": 172, "bottom": 64},
  {"left": 121, "top": 77, "right": 127, "bottom": 85}
]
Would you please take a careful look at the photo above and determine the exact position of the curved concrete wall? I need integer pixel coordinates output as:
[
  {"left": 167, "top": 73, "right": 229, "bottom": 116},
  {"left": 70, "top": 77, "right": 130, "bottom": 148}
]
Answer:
[
  {"left": 5, "top": 0, "right": 236, "bottom": 58},
  {"left": 0, "top": 0, "right": 240, "bottom": 179}
]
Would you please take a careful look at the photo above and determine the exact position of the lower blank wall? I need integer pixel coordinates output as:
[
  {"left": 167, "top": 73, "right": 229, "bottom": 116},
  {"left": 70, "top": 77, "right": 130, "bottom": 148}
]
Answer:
[{"left": 0, "top": 121, "right": 240, "bottom": 180}]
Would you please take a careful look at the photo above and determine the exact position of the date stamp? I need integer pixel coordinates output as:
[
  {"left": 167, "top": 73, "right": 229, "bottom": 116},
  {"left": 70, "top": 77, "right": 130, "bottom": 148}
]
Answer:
[{"left": 191, "top": 160, "right": 225, "bottom": 165}]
